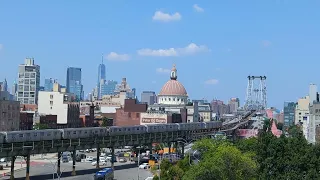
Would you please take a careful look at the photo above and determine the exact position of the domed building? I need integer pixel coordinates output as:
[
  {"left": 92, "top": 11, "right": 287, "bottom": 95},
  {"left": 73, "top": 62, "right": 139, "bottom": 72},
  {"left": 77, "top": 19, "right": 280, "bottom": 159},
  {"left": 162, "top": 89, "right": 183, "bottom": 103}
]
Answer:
[{"left": 158, "top": 64, "right": 188, "bottom": 105}]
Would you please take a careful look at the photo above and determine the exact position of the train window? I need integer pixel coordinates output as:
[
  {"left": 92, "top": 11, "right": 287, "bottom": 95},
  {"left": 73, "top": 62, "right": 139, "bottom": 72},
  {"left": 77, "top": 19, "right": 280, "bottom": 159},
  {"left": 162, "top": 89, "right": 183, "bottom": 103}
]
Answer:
[
  {"left": 47, "top": 133, "right": 51, "bottom": 136},
  {"left": 26, "top": 133, "right": 30, "bottom": 136},
  {"left": 34, "top": 133, "right": 37, "bottom": 137},
  {"left": 119, "top": 129, "right": 122, "bottom": 131},
  {"left": 128, "top": 128, "right": 130, "bottom": 131},
  {"left": 54, "top": 132, "right": 57, "bottom": 135},
  {"left": 84, "top": 131, "right": 87, "bottom": 134},
  {"left": 137, "top": 128, "right": 139, "bottom": 130},
  {"left": 68, "top": 132, "right": 71, "bottom": 135},
  {"left": 73, "top": 131, "right": 76, "bottom": 134},
  {"left": 19, "top": 134, "right": 23, "bottom": 137},
  {"left": 100, "top": 130, "right": 103, "bottom": 132},
  {"left": 40, "top": 132, "right": 44, "bottom": 136}
]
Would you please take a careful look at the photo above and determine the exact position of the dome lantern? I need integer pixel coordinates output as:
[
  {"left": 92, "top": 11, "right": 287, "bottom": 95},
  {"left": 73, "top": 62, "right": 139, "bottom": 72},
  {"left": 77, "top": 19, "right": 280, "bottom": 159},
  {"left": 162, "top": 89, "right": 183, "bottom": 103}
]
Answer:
[{"left": 170, "top": 64, "right": 177, "bottom": 80}]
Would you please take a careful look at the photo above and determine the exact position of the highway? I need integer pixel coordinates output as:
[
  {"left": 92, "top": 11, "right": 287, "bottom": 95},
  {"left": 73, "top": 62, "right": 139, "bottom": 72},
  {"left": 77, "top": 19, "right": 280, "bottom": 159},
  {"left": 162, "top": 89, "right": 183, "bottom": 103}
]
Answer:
[
  {"left": 1, "top": 150, "right": 153, "bottom": 180},
  {"left": 1, "top": 159, "right": 152, "bottom": 180}
]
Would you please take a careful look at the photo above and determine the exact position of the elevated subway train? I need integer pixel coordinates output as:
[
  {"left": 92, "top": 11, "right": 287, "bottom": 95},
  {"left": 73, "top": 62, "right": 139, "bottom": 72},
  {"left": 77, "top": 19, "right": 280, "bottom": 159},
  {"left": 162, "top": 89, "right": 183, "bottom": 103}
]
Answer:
[{"left": 0, "top": 121, "right": 222, "bottom": 144}]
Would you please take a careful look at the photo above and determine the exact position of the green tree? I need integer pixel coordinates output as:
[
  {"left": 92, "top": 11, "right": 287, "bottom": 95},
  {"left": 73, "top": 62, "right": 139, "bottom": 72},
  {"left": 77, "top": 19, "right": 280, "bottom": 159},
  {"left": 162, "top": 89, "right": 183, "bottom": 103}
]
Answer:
[
  {"left": 236, "top": 137, "right": 258, "bottom": 153},
  {"left": 33, "top": 123, "right": 49, "bottom": 130},
  {"left": 183, "top": 144, "right": 257, "bottom": 180},
  {"left": 101, "top": 117, "right": 108, "bottom": 127}
]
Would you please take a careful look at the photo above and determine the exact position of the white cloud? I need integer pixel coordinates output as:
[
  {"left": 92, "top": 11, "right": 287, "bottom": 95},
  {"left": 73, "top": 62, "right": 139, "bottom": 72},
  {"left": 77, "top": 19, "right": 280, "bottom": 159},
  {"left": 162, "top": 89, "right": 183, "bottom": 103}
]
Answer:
[
  {"left": 262, "top": 40, "right": 272, "bottom": 47},
  {"left": 105, "top": 52, "right": 130, "bottom": 61},
  {"left": 193, "top": 4, "right": 204, "bottom": 12},
  {"left": 156, "top": 68, "right": 171, "bottom": 74},
  {"left": 152, "top": 11, "right": 181, "bottom": 22},
  {"left": 205, "top": 79, "right": 219, "bottom": 85},
  {"left": 137, "top": 43, "right": 209, "bottom": 57},
  {"left": 0, "top": 44, "right": 3, "bottom": 50}
]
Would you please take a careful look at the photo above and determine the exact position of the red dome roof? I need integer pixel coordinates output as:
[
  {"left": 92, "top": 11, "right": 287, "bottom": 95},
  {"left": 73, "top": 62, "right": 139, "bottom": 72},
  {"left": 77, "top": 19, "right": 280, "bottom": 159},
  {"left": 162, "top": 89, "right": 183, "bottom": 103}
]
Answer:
[{"left": 159, "top": 80, "right": 188, "bottom": 96}]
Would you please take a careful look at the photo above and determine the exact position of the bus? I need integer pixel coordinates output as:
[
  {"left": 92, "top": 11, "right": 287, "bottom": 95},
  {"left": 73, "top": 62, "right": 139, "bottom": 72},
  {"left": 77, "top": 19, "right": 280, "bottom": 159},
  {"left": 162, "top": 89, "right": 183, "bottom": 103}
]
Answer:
[{"left": 94, "top": 168, "right": 114, "bottom": 180}]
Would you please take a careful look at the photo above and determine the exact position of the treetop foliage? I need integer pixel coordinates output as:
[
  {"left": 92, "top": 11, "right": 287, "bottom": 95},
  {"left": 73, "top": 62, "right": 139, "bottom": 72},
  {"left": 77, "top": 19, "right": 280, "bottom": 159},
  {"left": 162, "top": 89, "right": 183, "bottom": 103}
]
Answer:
[{"left": 156, "top": 122, "right": 320, "bottom": 180}]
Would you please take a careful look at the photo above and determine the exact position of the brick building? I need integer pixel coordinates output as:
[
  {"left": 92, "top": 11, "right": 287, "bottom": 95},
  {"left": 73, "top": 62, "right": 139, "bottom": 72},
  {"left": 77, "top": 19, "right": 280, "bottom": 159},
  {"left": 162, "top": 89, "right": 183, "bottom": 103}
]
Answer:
[
  {"left": 20, "top": 112, "right": 34, "bottom": 130},
  {"left": 114, "top": 99, "right": 148, "bottom": 126},
  {"left": 0, "top": 100, "right": 20, "bottom": 131},
  {"left": 40, "top": 115, "right": 58, "bottom": 129}
]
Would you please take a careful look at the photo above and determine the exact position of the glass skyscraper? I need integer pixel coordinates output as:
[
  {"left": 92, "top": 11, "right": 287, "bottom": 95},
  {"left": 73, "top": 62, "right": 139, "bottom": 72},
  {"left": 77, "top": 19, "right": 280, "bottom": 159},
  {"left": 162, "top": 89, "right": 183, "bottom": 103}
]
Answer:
[
  {"left": 97, "top": 58, "right": 106, "bottom": 99},
  {"left": 44, "top": 78, "right": 56, "bottom": 91},
  {"left": 100, "top": 80, "right": 118, "bottom": 96},
  {"left": 66, "top": 67, "right": 83, "bottom": 101}
]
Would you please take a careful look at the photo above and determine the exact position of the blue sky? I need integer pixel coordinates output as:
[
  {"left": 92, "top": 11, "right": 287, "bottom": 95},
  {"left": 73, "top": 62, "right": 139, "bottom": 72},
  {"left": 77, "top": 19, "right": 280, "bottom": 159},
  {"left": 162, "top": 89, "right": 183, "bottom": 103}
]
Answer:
[{"left": 1, "top": 0, "right": 320, "bottom": 109}]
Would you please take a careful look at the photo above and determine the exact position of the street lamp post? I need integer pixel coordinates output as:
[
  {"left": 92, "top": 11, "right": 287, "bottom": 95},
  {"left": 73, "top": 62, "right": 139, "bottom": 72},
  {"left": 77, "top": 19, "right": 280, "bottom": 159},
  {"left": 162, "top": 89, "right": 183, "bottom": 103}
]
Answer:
[
  {"left": 176, "top": 138, "right": 195, "bottom": 165},
  {"left": 137, "top": 147, "right": 141, "bottom": 180}
]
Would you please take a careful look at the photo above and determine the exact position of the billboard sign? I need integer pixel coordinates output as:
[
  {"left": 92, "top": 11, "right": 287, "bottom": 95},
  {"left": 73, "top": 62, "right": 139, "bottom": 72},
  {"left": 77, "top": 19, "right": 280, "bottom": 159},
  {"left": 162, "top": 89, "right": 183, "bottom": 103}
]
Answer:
[
  {"left": 140, "top": 113, "right": 167, "bottom": 125},
  {"left": 141, "top": 118, "right": 166, "bottom": 124}
]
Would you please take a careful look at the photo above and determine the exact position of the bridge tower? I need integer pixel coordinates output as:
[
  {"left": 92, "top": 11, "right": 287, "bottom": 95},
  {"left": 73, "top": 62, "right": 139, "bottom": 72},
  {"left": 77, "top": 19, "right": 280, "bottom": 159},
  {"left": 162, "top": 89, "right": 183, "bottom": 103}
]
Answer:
[{"left": 244, "top": 76, "right": 267, "bottom": 112}]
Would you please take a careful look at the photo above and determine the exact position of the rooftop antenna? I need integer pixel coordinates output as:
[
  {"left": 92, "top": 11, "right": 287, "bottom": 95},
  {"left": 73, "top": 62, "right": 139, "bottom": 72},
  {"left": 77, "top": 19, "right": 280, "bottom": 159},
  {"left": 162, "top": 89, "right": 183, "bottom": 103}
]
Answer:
[{"left": 101, "top": 54, "right": 104, "bottom": 64}]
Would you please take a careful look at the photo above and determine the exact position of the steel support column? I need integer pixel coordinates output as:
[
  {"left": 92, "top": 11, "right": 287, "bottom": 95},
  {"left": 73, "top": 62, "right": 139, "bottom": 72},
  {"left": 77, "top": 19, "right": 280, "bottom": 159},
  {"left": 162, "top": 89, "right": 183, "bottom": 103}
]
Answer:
[
  {"left": 57, "top": 152, "right": 61, "bottom": 175},
  {"left": 181, "top": 144, "right": 185, "bottom": 159},
  {"left": 25, "top": 154, "right": 30, "bottom": 180},
  {"left": 111, "top": 147, "right": 115, "bottom": 170},
  {"left": 71, "top": 150, "right": 76, "bottom": 176},
  {"left": 10, "top": 156, "right": 16, "bottom": 180},
  {"left": 96, "top": 145, "right": 100, "bottom": 169}
]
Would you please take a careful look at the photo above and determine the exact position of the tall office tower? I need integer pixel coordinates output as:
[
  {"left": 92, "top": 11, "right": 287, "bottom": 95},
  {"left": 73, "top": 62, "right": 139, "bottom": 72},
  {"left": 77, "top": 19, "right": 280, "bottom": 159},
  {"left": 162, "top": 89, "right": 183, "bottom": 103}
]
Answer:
[
  {"left": 12, "top": 81, "right": 17, "bottom": 99},
  {"left": 44, "top": 78, "right": 56, "bottom": 91},
  {"left": 309, "top": 84, "right": 317, "bottom": 105},
  {"left": 141, "top": 91, "right": 156, "bottom": 105},
  {"left": 17, "top": 58, "right": 40, "bottom": 104},
  {"left": 1, "top": 78, "right": 8, "bottom": 92},
  {"left": 100, "top": 80, "right": 118, "bottom": 96},
  {"left": 283, "top": 101, "right": 296, "bottom": 127},
  {"left": 66, "top": 67, "right": 83, "bottom": 101},
  {"left": 97, "top": 56, "right": 106, "bottom": 99},
  {"left": 228, "top": 98, "right": 240, "bottom": 113}
]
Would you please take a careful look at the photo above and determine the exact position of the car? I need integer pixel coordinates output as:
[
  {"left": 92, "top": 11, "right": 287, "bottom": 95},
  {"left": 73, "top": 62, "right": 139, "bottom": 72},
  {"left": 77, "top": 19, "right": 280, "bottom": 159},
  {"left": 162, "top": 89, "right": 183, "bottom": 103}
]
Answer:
[
  {"left": 0, "top": 158, "right": 6, "bottom": 163},
  {"left": 139, "top": 163, "right": 150, "bottom": 169},
  {"left": 106, "top": 155, "right": 112, "bottom": 160},
  {"left": 62, "top": 156, "right": 69, "bottom": 163},
  {"left": 119, "top": 158, "right": 127, "bottom": 163},
  {"left": 86, "top": 156, "right": 94, "bottom": 162},
  {"left": 91, "top": 160, "right": 107, "bottom": 166}
]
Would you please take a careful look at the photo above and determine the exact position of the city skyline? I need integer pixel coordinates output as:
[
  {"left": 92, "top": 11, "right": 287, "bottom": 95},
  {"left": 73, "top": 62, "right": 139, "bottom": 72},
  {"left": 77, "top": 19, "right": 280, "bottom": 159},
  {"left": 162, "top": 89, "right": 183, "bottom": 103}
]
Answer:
[{"left": 1, "top": 1, "right": 320, "bottom": 108}]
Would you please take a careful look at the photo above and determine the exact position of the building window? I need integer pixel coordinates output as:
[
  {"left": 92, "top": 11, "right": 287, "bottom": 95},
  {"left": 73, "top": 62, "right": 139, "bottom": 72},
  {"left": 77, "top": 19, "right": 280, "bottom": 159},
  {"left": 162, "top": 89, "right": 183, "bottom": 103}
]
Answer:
[
  {"left": 128, "top": 113, "right": 131, "bottom": 117},
  {"left": 173, "top": 98, "right": 175, "bottom": 101},
  {"left": 50, "top": 101, "right": 53, "bottom": 105},
  {"left": 168, "top": 98, "right": 171, "bottom": 101},
  {"left": 50, "top": 95, "right": 53, "bottom": 99},
  {"left": 136, "top": 113, "right": 140, "bottom": 118}
]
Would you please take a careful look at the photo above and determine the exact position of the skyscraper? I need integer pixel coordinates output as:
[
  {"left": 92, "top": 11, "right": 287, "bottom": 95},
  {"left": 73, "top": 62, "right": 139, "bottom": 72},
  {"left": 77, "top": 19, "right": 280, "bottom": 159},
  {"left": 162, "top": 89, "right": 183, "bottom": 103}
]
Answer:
[
  {"left": 17, "top": 58, "right": 40, "bottom": 104},
  {"left": 100, "top": 80, "right": 118, "bottom": 97},
  {"left": 12, "top": 81, "right": 17, "bottom": 99},
  {"left": 284, "top": 101, "right": 296, "bottom": 127},
  {"left": 141, "top": 91, "right": 156, "bottom": 105},
  {"left": 66, "top": 67, "right": 83, "bottom": 101},
  {"left": 1, "top": 78, "right": 8, "bottom": 92},
  {"left": 97, "top": 56, "right": 106, "bottom": 99},
  {"left": 44, "top": 78, "right": 56, "bottom": 91}
]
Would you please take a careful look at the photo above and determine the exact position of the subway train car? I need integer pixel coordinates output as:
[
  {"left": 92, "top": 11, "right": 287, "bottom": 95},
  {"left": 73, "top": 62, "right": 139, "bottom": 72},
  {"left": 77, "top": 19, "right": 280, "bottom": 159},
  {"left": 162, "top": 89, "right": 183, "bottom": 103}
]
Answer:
[
  {"left": 0, "top": 133, "right": 5, "bottom": 144},
  {"left": 205, "top": 121, "right": 222, "bottom": 129},
  {"left": 62, "top": 127, "right": 108, "bottom": 139},
  {"left": 109, "top": 125, "right": 147, "bottom": 136},
  {"left": 4, "top": 129, "right": 62, "bottom": 143},
  {"left": 145, "top": 124, "right": 179, "bottom": 133}
]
